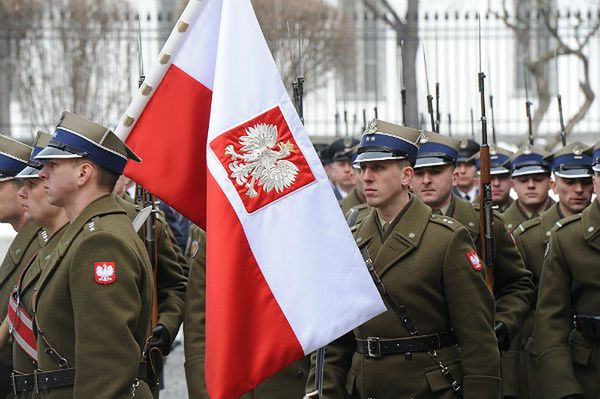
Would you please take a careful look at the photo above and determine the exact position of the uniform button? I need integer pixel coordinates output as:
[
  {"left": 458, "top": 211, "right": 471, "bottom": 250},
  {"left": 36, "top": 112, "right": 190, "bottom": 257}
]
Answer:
[
  {"left": 545, "top": 231, "right": 551, "bottom": 237},
  {"left": 468, "top": 222, "right": 475, "bottom": 227},
  {"left": 404, "top": 352, "right": 412, "bottom": 360},
  {"left": 588, "top": 226, "right": 594, "bottom": 232},
  {"left": 15, "top": 248, "right": 21, "bottom": 255}
]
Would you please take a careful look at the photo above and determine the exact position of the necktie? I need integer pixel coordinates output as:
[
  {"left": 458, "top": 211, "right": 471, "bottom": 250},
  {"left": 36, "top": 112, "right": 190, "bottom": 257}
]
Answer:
[
  {"left": 382, "top": 222, "right": 390, "bottom": 232},
  {"left": 465, "top": 194, "right": 471, "bottom": 201}
]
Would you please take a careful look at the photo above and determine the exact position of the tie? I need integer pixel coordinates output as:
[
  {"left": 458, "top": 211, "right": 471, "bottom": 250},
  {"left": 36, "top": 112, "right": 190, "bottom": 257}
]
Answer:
[
  {"left": 382, "top": 222, "right": 390, "bottom": 232},
  {"left": 465, "top": 194, "right": 471, "bottom": 201}
]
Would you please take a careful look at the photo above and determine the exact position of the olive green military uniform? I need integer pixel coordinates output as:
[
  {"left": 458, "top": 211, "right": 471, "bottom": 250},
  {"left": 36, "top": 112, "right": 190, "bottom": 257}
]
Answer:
[
  {"left": 33, "top": 196, "right": 154, "bottom": 398},
  {"left": 340, "top": 187, "right": 365, "bottom": 215},
  {"left": 503, "top": 199, "right": 555, "bottom": 233},
  {"left": 497, "top": 196, "right": 514, "bottom": 213},
  {"left": 11, "top": 225, "right": 67, "bottom": 398},
  {"left": 446, "top": 194, "right": 533, "bottom": 339},
  {"left": 535, "top": 200, "right": 600, "bottom": 398},
  {"left": 114, "top": 194, "right": 187, "bottom": 341},
  {"left": 183, "top": 225, "right": 310, "bottom": 398},
  {"left": 346, "top": 203, "right": 371, "bottom": 227},
  {"left": 0, "top": 221, "right": 42, "bottom": 397},
  {"left": 316, "top": 197, "right": 501, "bottom": 399}
]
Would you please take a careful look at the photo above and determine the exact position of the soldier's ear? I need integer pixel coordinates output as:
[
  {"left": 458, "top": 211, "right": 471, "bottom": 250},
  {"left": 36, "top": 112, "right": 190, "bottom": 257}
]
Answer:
[
  {"left": 75, "top": 161, "right": 95, "bottom": 187},
  {"left": 401, "top": 165, "right": 414, "bottom": 187}
]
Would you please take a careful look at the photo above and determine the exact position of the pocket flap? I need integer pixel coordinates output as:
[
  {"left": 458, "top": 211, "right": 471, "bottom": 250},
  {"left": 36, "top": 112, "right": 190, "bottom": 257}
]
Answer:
[{"left": 425, "top": 359, "right": 463, "bottom": 392}]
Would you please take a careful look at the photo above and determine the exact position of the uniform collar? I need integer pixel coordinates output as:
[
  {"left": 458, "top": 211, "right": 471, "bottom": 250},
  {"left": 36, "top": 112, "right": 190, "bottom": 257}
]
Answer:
[{"left": 582, "top": 200, "right": 600, "bottom": 243}]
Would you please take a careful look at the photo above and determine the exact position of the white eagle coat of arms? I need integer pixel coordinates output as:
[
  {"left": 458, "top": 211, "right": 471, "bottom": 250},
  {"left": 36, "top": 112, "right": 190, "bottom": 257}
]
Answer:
[
  {"left": 95, "top": 264, "right": 115, "bottom": 283},
  {"left": 225, "top": 123, "right": 299, "bottom": 198}
]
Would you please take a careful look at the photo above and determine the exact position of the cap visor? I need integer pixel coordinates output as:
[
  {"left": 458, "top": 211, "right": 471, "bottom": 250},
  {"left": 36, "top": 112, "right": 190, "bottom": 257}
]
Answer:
[
  {"left": 554, "top": 168, "right": 594, "bottom": 179},
  {"left": 593, "top": 165, "right": 600, "bottom": 173},
  {"left": 511, "top": 166, "right": 550, "bottom": 177},
  {"left": 490, "top": 167, "right": 511, "bottom": 175},
  {"left": 414, "top": 157, "right": 453, "bottom": 169},
  {"left": 353, "top": 151, "right": 407, "bottom": 166},
  {"left": 15, "top": 166, "right": 40, "bottom": 179},
  {"left": 34, "top": 146, "right": 83, "bottom": 160}
]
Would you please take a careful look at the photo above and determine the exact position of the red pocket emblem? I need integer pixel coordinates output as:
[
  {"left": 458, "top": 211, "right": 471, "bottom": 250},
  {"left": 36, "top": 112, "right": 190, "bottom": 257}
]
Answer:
[
  {"left": 466, "top": 251, "right": 483, "bottom": 271},
  {"left": 94, "top": 262, "right": 116, "bottom": 285}
]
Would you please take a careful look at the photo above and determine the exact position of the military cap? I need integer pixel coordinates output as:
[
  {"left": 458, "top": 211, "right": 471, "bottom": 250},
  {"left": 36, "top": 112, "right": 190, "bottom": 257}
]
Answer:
[
  {"left": 473, "top": 145, "right": 513, "bottom": 175},
  {"left": 35, "top": 111, "right": 141, "bottom": 174},
  {"left": 16, "top": 131, "right": 52, "bottom": 179},
  {"left": 508, "top": 143, "right": 551, "bottom": 177},
  {"left": 584, "top": 141, "right": 600, "bottom": 173},
  {"left": 329, "top": 137, "right": 360, "bottom": 162},
  {"left": 0, "top": 133, "right": 33, "bottom": 182},
  {"left": 544, "top": 141, "right": 592, "bottom": 179},
  {"left": 414, "top": 131, "right": 461, "bottom": 169},
  {"left": 354, "top": 119, "right": 421, "bottom": 165},
  {"left": 457, "top": 138, "right": 480, "bottom": 163}
]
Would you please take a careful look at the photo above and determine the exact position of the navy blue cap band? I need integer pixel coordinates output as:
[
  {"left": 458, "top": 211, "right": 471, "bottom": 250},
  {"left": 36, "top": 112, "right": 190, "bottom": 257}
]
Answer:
[
  {"left": 48, "top": 127, "right": 127, "bottom": 174},
  {"left": 0, "top": 153, "right": 29, "bottom": 177},
  {"left": 358, "top": 133, "right": 419, "bottom": 164},
  {"left": 552, "top": 153, "right": 593, "bottom": 170}
]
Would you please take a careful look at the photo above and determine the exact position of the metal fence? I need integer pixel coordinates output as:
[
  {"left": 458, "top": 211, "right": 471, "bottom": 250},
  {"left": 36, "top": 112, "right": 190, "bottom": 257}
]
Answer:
[{"left": 1, "top": 6, "right": 600, "bottom": 145}]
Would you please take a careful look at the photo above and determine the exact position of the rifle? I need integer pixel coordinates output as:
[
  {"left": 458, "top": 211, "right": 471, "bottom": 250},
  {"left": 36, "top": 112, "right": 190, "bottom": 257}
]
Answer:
[
  {"left": 555, "top": 49, "right": 567, "bottom": 146},
  {"left": 488, "top": 59, "right": 497, "bottom": 145},
  {"left": 470, "top": 108, "right": 475, "bottom": 140},
  {"left": 422, "top": 45, "right": 435, "bottom": 132},
  {"left": 523, "top": 63, "right": 534, "bottom": 145},
  {"left": 399, "top": 41, "right": 407, "bottom": 126},
  {"left": 435, "top": 35, "right": 441, "bottom": 133},
  {"left": 362, "top": 109, "right": 367, "bottom": 132},
  {"left": 136, "top": 23, "right": 162, "bottom": 397},
  {"left": 477, "top": 15, "right": 495, "bottom": 291},
  {"left": 448, "top": 113, "right": 452, "bottom": 137}
]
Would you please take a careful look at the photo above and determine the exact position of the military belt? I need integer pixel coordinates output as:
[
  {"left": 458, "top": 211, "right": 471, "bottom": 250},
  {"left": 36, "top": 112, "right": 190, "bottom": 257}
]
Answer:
[
  {"left": 356, "top": 331, "right": 457, "bottom": 358},
  {"left": 11, "top": 363, "right": 149, "bottom": 394},
  {"left": 574, "top": 314, "right": 600, "bottom": 341}
]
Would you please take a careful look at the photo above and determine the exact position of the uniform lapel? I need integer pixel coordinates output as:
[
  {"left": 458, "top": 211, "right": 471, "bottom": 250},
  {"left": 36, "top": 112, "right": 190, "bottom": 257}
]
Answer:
[
  {"left": 540, "top": 203, "right": 562, "bottom": 245},
  {"left": 448, "top": 194, "right": 479, "bottom": 244},
  {"left": 373, "top": 197, "right": 430, "bottom": 279},
  {"left": 354, "top": 210, "right": 381, "bottom": 263},
  {"left": 21, "top": 225, "right": 68, "bottom": 293},
  {"left": 582, "top": 201, "right": 600, "bottom": 251}
]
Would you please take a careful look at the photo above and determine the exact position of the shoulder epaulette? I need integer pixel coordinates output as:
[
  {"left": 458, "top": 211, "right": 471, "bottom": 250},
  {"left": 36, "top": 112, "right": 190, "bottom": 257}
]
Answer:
[
  {"left": 429, "top": 214, "right": 461, "bottom": 231},
  {"left": 514, "top": 217, "right": 541, "bottom": 235},
  {"left": 82, "top": 216, "right": 103, "bottom": 236},
  {"left": 553, "top": 213, "right": 582, "bottom": 232}
]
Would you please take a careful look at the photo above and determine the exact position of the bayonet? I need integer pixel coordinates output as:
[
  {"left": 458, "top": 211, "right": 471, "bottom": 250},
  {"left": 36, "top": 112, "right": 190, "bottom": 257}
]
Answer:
[
  {"left": 523, "top": 62, "right": 534, "bottom": 146},
  {"left": 400, "top": 41, "right": 407, "bottom": 126},
  {"left": 555, "top": 49, "right": 567, "bottom": 146},
  {"left": 448, "top": 113, "right": 452, "bottom": 137},
  {"left": 435, "top": 34, "right": 440, "bottom": 133},
  {"left": 470, "top": 108, "right": 475, "bottom": 139},
  {"left": 422, "top": 44, "right": 435, "bottom": 132}
]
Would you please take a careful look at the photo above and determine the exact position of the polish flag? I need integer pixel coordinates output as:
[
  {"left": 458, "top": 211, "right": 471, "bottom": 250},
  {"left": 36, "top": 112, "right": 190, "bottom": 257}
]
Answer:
[{"left": 116, "top": 1, "right": 385, "bottom": 398}]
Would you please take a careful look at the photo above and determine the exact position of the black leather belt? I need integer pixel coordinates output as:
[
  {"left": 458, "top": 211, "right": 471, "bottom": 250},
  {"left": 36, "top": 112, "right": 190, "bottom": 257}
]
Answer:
[
  {"left": 11, "top": 368, "right": 75, "bottom": 394},
  {"left": 12, "top": 362, "right": 149, "bottom": 394},
  {"left": 574, "top": 314, "right": 600, "bottom": 341},
  {"left": 356, "top": 331, "right": 457, "bottom": 358}
]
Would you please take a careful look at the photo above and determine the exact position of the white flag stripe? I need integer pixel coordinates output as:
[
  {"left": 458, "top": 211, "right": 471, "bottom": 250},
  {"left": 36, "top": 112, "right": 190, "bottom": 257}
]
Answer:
[{"left": 206, "top": 0, "right": 385, "bottom": 353}]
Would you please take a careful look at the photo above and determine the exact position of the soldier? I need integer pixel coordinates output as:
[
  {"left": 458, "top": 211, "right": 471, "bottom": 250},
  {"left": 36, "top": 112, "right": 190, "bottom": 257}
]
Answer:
[
  {"left": 327, "top": 138, "right": 359, "bottom": 201},
  {"left": 9, "top": 132, "right": 70, "bottom": 396},
  {"left": 502, "top": 144, "right": 554, "bottom": 232},
  {"left": 311, "top": 120, "right": 501, "bottom": 398},
  {"left": 472, "top": 145, "right": 515, "bottom": 212},
  {"left": 183, "top": 224, "right": 310, "bottom": 398},
  {"left": 411, "top": 131, "right": 533, "bottom": 355},
  {"left": 512, "top": 141, "right": 594, "bottom": 399},
  {"left": 0, "top": 134, "right": 41, "bottom": 398},
  {"left": 23, "top": 112, "right": 154, "bottom": 397},
  {"left": 452, "top": 138, "right": 479, "bottom": 202},
  {"left": 533, "top": 142, "right": 600, "bottom": 399},
  {"left": 341, "top": 151, "right": 366, "bottom": 217},
  {"left": 498, "top": 144, "right": 554, "bottom": 397}
]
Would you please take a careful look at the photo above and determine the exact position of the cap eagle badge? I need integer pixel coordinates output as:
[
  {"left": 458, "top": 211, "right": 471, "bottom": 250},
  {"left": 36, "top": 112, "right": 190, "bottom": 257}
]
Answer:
[{"left": 225, "top": 123, "right": 299, "bottom": 198}]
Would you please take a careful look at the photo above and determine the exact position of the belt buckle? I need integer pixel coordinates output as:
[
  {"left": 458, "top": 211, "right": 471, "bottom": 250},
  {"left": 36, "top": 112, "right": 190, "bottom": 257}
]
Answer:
[{"left": 366, "top": 337, "right": 381, "bottom": 358}]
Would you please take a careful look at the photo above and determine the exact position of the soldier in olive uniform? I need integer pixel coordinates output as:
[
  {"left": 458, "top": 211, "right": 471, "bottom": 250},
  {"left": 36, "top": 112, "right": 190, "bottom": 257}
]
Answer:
[
  {"left": 513, "top": 142, "right": 594, "bottom": 399},
  {"left": 312, "top": 120, "right": 501, "bottom": 398},
  {"left": 452, "top": 139, "right": 479, "bottom": 203},
  {"left": 9, "top": 132, "right": 70, "bottom": 397},
  {"left": 534, "top": 142, "right": 600, "bottom": 399},
  {"left": 411, "top": 131, "right": 533, "bottom": 354},
  {"left": 502, "top": 144, "right": 554, "bottom": 233},
  {"left": 20, "top": 112, "right": 155, "bottom": 398},
  {"left": 472, "top": 145, "right": 515, "bottom": 212},
  {"left": 0, "top": 134, "right": 41, "bottom": 398},
  {"left": 494, "top": 143, "right": 554, "bottom": 397},
  {"left": 328, "top": 138, "right": 359, "bottom": 201},
  {"left": 182, "top": 224, "right": 310, "bottom": 398}
]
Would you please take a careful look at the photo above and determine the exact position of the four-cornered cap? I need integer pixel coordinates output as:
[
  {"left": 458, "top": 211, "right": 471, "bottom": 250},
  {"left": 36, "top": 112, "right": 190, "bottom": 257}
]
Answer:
[
  {"left": 16, "top": 131, "right": 52, "bottom": 179},
  {"left": 544, "top": 141, "right": 592, "bottom": 179},
  {"left": 35, "top": 111, "right": 141, "bottom": 175},
  {"left": 329, "top": 138, "right": 360, "bottom": 162},
  {"left": 0, "top": 134, "right": 33, "bottom": 182},
  {"left": 457, "top": 139, "right": 480, "bottom": 163},
  {"left": 508, "top": 144, "right": 551, "bottom": 177},
  {"left": 588, "top": 141, "right": 600, "bottom": 172},
  {"left": 414, "top": 131, "right": 461, "bottom": 169},
  {"left": 354, "top": 119, "right": 421, "bottom": 166},
  {"left": 473, "top": 145, "right": 513, "bottom": 175}
]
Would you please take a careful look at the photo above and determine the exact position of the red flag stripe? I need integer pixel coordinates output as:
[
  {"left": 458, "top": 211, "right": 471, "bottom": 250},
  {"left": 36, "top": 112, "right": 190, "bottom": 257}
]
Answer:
[
  {"left": 205, "top": 172, "right": 304, "bottom": 399},
  {"left": 8, "top": 293, "right": 38, "bottom": 361},
  {"left": 124, "top": 64, "right": 212, "bottom": 228}
]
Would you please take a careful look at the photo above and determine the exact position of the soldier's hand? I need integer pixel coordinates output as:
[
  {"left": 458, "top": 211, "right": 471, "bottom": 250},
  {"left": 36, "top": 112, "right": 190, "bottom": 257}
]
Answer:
[
  {"left": 149, "top": 324, "right": 172, "bottom": 356},
  {"left": 494, "top": 321, "right": 510, "bottom": 351}
]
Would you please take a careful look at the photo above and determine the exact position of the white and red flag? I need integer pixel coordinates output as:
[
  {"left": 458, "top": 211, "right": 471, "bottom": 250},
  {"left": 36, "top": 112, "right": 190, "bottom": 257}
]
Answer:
[{"left": 116, "top": 1, "right": 385, "bottom": 398}]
